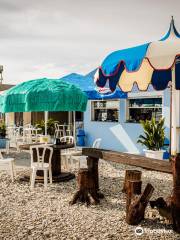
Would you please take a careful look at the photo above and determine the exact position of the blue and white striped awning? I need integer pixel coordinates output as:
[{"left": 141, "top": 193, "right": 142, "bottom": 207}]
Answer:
[{"left": 95, "top": 17, "right": 180, "bottom": 92}]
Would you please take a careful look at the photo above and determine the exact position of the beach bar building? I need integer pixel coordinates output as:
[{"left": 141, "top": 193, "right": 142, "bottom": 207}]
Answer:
[
  {"left": 0, "top": 73, "right": 176, "bottom": 159},
  {"left": 60, "top": 72, "right": 172, "bottom": 157},
  {"left": 0, "top": 71, "right": 173, "bottom": 158}
]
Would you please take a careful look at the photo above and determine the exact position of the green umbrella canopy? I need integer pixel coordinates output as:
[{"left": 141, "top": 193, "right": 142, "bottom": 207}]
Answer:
[{"left": 0, "top": 78, "right": 88, "bottom": 113}]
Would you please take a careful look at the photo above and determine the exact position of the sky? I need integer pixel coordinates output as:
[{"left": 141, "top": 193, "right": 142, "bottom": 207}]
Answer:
[{"left": 0, "top": 0, "right": 179, "bottom": 85}]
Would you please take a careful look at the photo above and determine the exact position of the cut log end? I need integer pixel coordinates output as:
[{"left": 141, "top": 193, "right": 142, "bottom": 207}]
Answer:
[
  {"left": 122, "top": 170, "right": 142, "bottom": 193},
  {"left": 127, "top": 180, "right": 142, "bottom": 196}
]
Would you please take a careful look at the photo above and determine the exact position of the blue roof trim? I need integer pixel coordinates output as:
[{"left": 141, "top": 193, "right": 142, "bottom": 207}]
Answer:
[
  {"left": 85, "top": 89, "right": 127, "bottom": 100},
  {"left": 60, "top": 72, "right": 127, "bottom": 99}
]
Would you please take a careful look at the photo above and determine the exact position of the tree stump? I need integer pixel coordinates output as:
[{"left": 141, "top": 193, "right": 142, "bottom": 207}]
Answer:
[
  {"left": 69, "top": 168, "right": 100, "bottom": 206},
  {"left": 87, "top": 156, "right": 104, "bottom": 198},
  {"left": 126, "top": 180, "right": 142, "bottom": 216},
  {"left": 172, "top": 154, "right": 180, "bottom": 186},
  {"left": 171, "top": 154, "right": 180, "bottom": 233},
  {"left": 126, "top": 180, "right": 142, "bottom": 195},
  {"left": 126, "top": 183, "right": 154, "bottom": 225},
  {"left": 172, "top": 187, "right": 180, "bottom": 232},
  {"left": 122, "top": 170, "right": 142, "bottom": 193}
]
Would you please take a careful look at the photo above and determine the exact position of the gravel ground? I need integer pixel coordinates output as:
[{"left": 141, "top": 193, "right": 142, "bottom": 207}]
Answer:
[{"left": 0, "top": 151, "right": 179, "bottom": 240}]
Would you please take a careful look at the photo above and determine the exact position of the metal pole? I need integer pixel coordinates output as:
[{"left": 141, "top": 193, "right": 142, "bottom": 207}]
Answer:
[
  {"left": 73, "top": 111, "right": 76, "bottom": 148},
  {"left": 170, "top": 64, "right": 177, "bottom": 156},
  {"left": 170, "top": 84, "right": 172, "bottom": 156},
  {"left": 44, "top": 111, "right": 48, "bottom": 136}
]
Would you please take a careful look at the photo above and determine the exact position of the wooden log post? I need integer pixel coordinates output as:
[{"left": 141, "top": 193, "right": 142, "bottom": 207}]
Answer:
[
  {"left": 172, "top": 154, "right": 180, "bottom": 186},
  {"left": 171, "top": 154, "right": 180, "bottom": 233},
  {"left": 87, "top": 156, "right": 104, "bottom": 198},
  {"left": 122, "top": 170, "right": 142, "bottom": 193},
  {"left": 126, "top": 183, "right": 154, "bottom": 225},
  {"left": 172, "top": 187, "right": 180, "bottom": 232},
  {"left": 126, "top": 180, "right": 142, "bottom": 217},
  {"left": 126, "top": 180, "right": 142, "bottom": 196},
  {"left": 69, "top": 168, "right": 100, "bottom": 206}
]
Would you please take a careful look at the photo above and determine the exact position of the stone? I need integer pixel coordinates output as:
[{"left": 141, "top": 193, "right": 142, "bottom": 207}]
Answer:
[{"left": 0, "top": 150, "right": 175, "bottom": 240}]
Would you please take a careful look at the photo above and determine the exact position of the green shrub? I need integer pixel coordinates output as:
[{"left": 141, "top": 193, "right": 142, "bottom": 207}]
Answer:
[
  {"left": 137, "top": 118, "right": 165, "bottom": 151},
  {"left": 35, "top": 118, "right": 59, "bottom": 136}
]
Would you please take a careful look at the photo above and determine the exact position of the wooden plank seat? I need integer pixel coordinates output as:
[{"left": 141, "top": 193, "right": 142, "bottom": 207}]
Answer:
[{"left": 82, "top": 148, "right": 172, "bottom": 174}]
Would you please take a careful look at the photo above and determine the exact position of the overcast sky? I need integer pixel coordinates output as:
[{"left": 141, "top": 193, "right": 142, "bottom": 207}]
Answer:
[{"left": 0, "top": 0, "right": 179, "bottom": 84}]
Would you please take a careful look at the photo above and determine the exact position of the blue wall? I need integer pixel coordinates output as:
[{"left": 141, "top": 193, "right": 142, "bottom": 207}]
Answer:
[{"left": 83, "top": 88, "right": 170, "bottom": 154}]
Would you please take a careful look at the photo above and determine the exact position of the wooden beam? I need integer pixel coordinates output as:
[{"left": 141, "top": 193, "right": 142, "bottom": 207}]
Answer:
[
  {"left": 0, "top": 84, "right": 14, "bottom": 91},
  {"left": 82, "top": 148, "right": 172, "bottom": 174}
]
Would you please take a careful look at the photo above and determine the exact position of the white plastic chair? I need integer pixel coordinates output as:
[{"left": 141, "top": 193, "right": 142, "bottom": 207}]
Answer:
[
  {"left": 15, "top": 127, "right": 25, "bottom": 152},
  {"left": 54, "top": 124, "right": 65, "bottom": 138},
  {"left": 54, "top": 129, "right": 64, "bottom": 139},
  {"left": 60, "top": 136, "right": 75, "bottom": 170},
  {"left": 92, "top": 138, "right": 102, "bottom": 149},
  {"left": 66, "top": 124, "right": 73, "bottom": 136},
  {"left": 60, "top": 136, "right": 74, "bottom": 144},
  {"left": 0, "top": 151, "right": 16, "bottom": 182},
  {"left": 30, "top": 145, "right": 53, "bottom": 189},
  {"left": 69, "top": 138, "right": 102, "bottom": 170}
]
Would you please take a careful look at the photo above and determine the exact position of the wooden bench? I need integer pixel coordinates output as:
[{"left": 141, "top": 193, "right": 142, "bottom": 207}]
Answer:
[{"left": 82, "top": 148, "right": 172, "bottom": 174}]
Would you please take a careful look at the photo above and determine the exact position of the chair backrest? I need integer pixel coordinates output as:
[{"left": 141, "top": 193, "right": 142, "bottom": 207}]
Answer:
[
  {"left": 60, "top": 136, "right": 74, "bottom": 144},
  {"left": 54, "top": 123, "right": 59, "bottom": 130},
  {"left": 92, "top": 138, "right": 102, "bottom": 149},
  {"left": 30, "top": 145, "right": 53, "bottom": 167},
  {"left": 24, "top": 123, "right": 32, "bottom": 129},
  {"left": 56, "top": 124, "right": 64, "bottom": 130},
  {"left": 15, "top": 127, "right": 22, "bottom": 137}
]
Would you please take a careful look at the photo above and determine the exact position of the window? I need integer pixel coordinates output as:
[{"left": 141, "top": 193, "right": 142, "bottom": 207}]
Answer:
[
  {"left": 126, "top": 97, "right": 162, "bottom": 123},
  {"left": 91, "top": 100, "right": 119, "bottom": 122}
]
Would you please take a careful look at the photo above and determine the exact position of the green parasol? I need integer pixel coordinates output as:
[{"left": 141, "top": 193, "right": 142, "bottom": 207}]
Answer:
[
  {"left": 0, "top": 78, "right": 87, "bottom": 113},
  {"left": 0, "top": 78, "right": 88, "bottom": 136}
]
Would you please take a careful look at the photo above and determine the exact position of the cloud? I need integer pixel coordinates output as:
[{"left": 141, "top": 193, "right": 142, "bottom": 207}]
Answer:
[{"left": 0, "top": 0, "right": 179, "bottom": 84}]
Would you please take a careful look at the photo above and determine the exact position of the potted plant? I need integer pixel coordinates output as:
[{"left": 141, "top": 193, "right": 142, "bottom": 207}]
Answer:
[
  {"left": 137, "top": 118, "right": 165, "bottom": 160},
  {"left": 35, "top": 118, "right": 59, "bottom": 143}
]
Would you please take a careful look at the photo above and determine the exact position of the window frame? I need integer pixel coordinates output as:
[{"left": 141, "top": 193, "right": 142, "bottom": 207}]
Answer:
[
  {"left": 126, "top": 92, "right": 164, "bottom": 123},
  {"left": 90, "top": 99, "right": 120, "bottom": 123}
]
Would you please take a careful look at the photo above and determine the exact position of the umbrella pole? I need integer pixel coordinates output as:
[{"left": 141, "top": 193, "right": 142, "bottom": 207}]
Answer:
[
  {"left": 170, "top": 84, "right": 172, "bottom": 156},
  {"left": 73, "top": 111, "right": 76, "bottom": 148},
  {"left": 44, "top": 111, "right": 48, "bottom": 136},
  {"left": 170, "top": 65, "right": 177, "bottom": 156}
]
